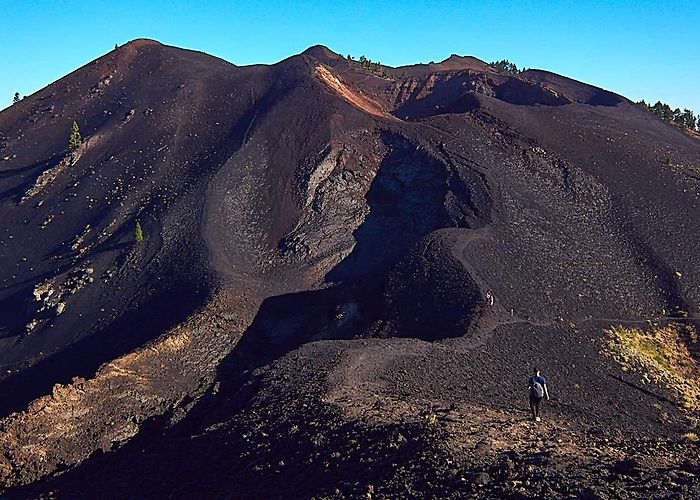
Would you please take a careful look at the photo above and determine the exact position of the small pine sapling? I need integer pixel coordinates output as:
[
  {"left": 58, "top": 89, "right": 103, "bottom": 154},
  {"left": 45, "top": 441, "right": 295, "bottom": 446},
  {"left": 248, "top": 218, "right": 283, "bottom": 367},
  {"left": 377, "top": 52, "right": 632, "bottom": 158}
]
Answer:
[
  {"left": 135, "top": 220, "right": 144, "bottom": 243},
  {"left": 68, "top": 121, "right": 82, "bottom": 151}
]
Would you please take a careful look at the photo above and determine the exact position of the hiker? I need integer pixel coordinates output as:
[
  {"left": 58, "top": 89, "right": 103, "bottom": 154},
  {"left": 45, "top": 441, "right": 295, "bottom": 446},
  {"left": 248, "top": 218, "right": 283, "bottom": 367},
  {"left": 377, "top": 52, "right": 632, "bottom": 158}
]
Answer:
[
  {"left": 485, "top": 290, "right": 494, "bottom": 307},
  {"left": 528, "top": 367, "right": 549, "bottom": 422}
]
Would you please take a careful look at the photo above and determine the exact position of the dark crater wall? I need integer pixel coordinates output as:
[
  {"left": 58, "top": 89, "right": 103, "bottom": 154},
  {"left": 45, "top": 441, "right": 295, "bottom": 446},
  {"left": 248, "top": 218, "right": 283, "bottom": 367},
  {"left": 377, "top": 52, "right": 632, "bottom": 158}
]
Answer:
[
  {"left": 494, "top": 78, "right": 570, "bottom": 106},
  {"left": 391, "top": 72, "right": 571, "bottom": 121},
  {"left": 327, "top": 133, "right": 486, "bottom": 282}
]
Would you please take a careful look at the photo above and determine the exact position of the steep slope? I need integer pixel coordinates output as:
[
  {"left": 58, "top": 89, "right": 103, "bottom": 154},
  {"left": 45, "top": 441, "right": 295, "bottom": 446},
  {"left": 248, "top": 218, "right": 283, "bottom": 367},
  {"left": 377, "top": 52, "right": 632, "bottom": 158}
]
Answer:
[
  {"left": 1, "top": 41, "right": 699, "bottom": 497},
  {"left": 0, "top": 39, "right": 252, "bottom": 411}
]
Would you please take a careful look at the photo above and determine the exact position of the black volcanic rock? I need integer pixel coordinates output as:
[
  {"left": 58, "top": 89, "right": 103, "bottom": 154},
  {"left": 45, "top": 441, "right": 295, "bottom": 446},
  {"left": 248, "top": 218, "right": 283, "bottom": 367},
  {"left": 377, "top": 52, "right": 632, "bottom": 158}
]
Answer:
[{"left": 1, "top": 40, "right": 699, "bottom": 497}]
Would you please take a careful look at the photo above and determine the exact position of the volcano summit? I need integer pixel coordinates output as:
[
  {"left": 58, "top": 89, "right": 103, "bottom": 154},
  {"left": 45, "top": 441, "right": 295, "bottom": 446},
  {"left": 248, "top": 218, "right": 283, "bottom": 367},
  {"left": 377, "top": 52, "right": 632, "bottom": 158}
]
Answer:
[{"left": 0, "top": 40, "right": 699, "bottom": 498}]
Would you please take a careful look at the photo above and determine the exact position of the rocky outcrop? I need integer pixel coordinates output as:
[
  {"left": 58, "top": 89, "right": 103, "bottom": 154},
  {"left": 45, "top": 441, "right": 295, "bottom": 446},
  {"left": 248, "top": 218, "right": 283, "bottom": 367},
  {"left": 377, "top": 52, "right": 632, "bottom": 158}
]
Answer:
[
  {"left": 0, "top": 291, "right": 257, "bottom": 489},
  {"left": 21, "top": 140, "right": 90, "bottom": 203}
]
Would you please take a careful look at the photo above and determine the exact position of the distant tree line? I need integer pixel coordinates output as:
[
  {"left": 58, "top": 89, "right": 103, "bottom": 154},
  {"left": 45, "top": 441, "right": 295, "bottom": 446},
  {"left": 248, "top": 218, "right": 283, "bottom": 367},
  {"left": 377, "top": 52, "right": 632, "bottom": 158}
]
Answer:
[
  {"left": 489, "top": 59, "right": 527, "bottom": 75},
  {"left": 637, "top": 100, "right": 698, "bottom": 131},
  {"left": 346, "top": 54, "right": 384, "bottom": 75}
]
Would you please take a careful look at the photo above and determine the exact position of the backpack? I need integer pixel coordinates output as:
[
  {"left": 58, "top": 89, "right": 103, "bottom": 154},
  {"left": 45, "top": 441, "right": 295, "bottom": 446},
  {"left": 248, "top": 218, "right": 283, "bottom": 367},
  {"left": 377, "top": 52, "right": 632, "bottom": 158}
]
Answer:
[{"left": 530, "top": 379, "right": 544, "bottom": 399}]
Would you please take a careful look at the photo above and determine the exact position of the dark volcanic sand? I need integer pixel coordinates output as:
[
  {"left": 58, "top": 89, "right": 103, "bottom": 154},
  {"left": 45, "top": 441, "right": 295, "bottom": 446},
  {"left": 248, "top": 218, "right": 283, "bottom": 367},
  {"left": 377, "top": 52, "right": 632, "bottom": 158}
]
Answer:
[{"left": 1, "top": 40, "right": 699, "bottom": 497}]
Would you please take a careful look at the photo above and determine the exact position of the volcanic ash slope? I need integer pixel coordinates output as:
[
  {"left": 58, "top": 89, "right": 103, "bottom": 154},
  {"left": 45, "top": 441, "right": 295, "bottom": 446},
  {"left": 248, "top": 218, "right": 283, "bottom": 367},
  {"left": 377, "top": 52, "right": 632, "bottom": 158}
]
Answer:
[{"left": 0, "top": 40, "right": 699, "bottom": 497}]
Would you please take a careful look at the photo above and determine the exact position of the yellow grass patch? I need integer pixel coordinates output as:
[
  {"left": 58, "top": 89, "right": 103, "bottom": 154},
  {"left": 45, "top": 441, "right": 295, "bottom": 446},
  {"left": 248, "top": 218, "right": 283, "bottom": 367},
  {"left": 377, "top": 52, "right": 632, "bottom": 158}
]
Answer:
[{"left": 604, "top": 324, "right": 700, "bottom": 412}]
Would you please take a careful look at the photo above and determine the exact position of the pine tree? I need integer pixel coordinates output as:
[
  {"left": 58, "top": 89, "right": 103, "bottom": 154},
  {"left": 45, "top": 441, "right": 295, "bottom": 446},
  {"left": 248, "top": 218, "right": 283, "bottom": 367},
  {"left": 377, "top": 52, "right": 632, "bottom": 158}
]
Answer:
[
  {"left": 490, "top": 59, "right": 520, "bottom": 75},
  {"left": 12, "top": 92, "right": 20, "bottom": 104},
  {"left": 636, "top": 99, "right": 649, "bottom": 110},
  {"left": 67, "top": 120, "right": 82, "bottom": 151},
  {"left": 135, "top": 220, "right": 144, "bottom": 243},
  {"left": 672, "top": 108, "right": 682, "bottom": 125},
  {"left": 680, "top": 109, "right": 697, "bottom": 130}
]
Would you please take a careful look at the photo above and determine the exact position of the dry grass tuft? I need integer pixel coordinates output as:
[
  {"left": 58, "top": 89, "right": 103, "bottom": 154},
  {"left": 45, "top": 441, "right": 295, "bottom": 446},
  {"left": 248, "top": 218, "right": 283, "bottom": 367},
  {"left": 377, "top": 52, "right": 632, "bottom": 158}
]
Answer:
[
  {"left": 603, "top": 323, "right": 700, "bottom": 412},
  {"left": 682, "top": 432, "right": 698, "bottom": 442}
]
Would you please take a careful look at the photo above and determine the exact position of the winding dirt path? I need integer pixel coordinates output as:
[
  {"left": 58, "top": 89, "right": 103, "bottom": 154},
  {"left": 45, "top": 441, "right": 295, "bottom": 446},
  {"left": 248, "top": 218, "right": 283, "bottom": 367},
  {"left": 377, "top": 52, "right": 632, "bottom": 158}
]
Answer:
[{"left": 452, "top": 226, "right": 700, "bottom": 349}]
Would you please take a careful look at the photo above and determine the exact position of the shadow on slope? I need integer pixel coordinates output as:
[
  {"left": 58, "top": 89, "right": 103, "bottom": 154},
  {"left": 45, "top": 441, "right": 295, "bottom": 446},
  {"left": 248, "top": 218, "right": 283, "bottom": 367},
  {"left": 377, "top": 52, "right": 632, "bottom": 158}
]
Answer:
[
  {"left": 0, "top": 156, "right": 64, "bottom": 204},
  {"left": 326, "top": 132, "right": 481, "bottom": 281},
  {"left": 520, "top": 69, "right": 625, "bottom": 106},
  {"left": 5, "top": 249, "right": 482, "bottom": 496},
  {"left": 217, "top": 283, "right": 367, "bottom": 378},
  {"left": 6, "top": 363, "right": 448, "bottom": 499},
  {"left": 0, "top": 262, "right": 210, "bottom": 418},
  {"left": 383, "top": 232, "right": 483, "bottom": 341}
]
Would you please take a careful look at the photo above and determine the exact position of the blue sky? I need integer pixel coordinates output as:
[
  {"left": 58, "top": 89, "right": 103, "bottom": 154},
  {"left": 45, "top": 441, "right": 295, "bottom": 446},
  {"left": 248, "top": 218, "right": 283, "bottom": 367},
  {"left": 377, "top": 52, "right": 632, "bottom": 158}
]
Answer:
[{"left": 1, "top": 0, "right": 698, "bottom": 113}]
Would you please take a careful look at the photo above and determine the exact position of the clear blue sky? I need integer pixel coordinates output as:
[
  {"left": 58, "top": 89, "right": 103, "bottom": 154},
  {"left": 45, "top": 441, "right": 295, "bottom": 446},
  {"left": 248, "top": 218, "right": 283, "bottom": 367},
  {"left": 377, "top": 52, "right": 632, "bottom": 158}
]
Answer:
[{"left": 1, "top": 0, "right": 698, "bottom": 114}]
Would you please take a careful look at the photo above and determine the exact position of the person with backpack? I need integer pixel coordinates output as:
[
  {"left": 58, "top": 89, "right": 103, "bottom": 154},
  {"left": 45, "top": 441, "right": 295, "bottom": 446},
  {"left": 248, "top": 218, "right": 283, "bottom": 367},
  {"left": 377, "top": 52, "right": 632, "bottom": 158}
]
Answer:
[{"left": 528, "top": 367, "right": 549, "bottom": 422}]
